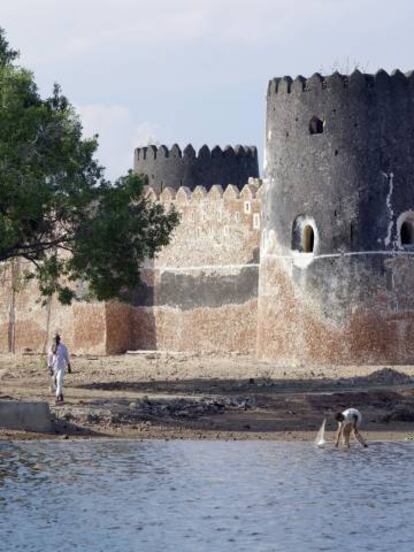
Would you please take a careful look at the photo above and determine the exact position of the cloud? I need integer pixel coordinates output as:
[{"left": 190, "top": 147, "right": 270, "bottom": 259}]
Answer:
[
  {"left": 77, "top": 103, "right": 171, "bottom": 180},
  {"left": 2, "top": 0, "right": 414, "bottom": 179}
]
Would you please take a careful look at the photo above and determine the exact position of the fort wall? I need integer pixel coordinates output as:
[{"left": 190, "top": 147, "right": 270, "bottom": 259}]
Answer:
[
  {"left": 258, "top": 70, "right": 414, "bottom": 364},
  {"left": 134, "top": 144, "right": 259, "bottom": 192},
  {"left": 4, "top": 69, "right": 414, "bottom": 364},
  {"left": 0, "top": 180, "right": 261, "bottom": 355},
  {"left": 0, "top": 260, "right": 130, "bottom": 355},
  {"left": 132, "top": 180, "right": 262, "bottom": 353}
]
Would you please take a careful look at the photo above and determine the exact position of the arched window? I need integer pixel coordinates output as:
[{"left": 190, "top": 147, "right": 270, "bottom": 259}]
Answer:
[
  {"left": 292, "top": 215, "right": 318, "bottom": 254},
  {"left": 309, "top": 116, "right": 324, "bottom": 135},
  {"left": 303, "top": 225, "right": 314, "bottom": 252},
  {"left": 401, "top": 220, "right": 414, "bottom": 246}
]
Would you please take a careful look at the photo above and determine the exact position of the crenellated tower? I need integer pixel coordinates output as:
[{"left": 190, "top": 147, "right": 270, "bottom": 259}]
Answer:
[
  {"left": 258, "top": 70, "right": 414, "bottom": 364},
  {"left": 134, "top": 143, "right": 259, "bottom": 192}
]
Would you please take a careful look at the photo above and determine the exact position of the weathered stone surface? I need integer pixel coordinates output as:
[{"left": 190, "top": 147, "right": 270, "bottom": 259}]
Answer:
[
  {"left": 0, "top": 183, "right": 261, "bottom": 355},
  {"left": 0, "top": 399, "right": 52, "bottom": 432},
  {"left": 134, "top": 144, "right": 259, "bottom": 192},
  {"left": 258, "top": 70, "right": 414, "bottom": 365},
  {"left": 132, "top": 299, "right": 257, "bottom": 354},
  {"left": 105, "top": 302, "right": 133, "bottom": 354},
  {"left": 3, "top": 71, "right": 414, "bottom": 365},
  {"left": 257, "top": 254, "right": 414, "bottom": 364}
]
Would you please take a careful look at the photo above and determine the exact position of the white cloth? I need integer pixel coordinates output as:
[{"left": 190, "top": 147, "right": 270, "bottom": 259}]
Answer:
[
  {"left": 342, "top": 408, "right": 362, "bottom": 427},
  {"left": 48, "top": 343, "right": 70, "bottom": 372},
  {"left": 55, "top": 367, "right": 65, "bottom": 398},
  {"left": 48, "top": 343, "right": 70, "bottom": 398}
]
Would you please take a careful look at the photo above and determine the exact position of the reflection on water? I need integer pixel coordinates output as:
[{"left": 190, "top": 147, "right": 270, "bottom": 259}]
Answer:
[{"left": 0, "top": 439, "right": 413, "bottom": 552}]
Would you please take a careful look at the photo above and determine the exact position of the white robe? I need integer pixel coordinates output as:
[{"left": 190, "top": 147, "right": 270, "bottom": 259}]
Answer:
[{"left": 48, "top": 343, "right": 70, "bottom": 398}]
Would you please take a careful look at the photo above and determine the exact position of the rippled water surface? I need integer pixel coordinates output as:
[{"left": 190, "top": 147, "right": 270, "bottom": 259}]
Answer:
[{"left": 0, "top": 439, "right": 413, "bottom": 551}]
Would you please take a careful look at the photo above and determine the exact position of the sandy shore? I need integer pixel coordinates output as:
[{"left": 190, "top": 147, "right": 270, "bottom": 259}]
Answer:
[{"left": 1, "top": 352, "right": 414, "bottom": 442}]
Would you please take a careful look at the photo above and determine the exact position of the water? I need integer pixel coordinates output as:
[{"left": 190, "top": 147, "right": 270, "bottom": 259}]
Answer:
[{"left": 0, "top": 439, "right": 413, "bottom": 552}]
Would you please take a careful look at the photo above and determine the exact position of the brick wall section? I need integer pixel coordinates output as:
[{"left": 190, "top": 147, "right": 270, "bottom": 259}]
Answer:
[
  {"left": 131, "top": 180, "right": 262, "bottom": 353},
  {"left": 0, "top": 260, "right": 109, "bottom": 354},
  {"left": 0, "top": 180, "right": 262, "bottom": 355}
]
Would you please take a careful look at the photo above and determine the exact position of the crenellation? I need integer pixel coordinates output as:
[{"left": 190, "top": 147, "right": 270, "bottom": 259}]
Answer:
[
  {"left": 325, "top": 71, "right": 347, "bottom": 90},
  {"left": 278, "top": 76, "right": 292, "bottom": 93},
  {"left": 134, "top": 143, "right": 259, "bottom": 192},
  {"left": 143, "top": 185, "right": 159, "bottom": 201},
  {"left": 209, "top": 184, "right": 224, "bottom": 199},
  {"left": 391, "top": 69, "right": 408, "bottom": 92},
  {"left": 145, "top": 145, "right": 157, "bottom": 160},
  {"left": 183, "top": 144, "right": 195, "bottom": 159},
  {"left": 348, "top": 69, "right": 366, "bottom": 91},
  {"left": 175, "top": 186, "right": 192, "bottom": 203},
  {"left": 374, "top": 69, "right": 390, "bottom": 91},
  {"left": 197, "top": 144, "right": 209, "bottom": 159},
  {"left": 292, "top": 75, "right": 306, "bottom": 93},
  {"left": 224, "top": 145, "right": 235, "bottom": 158},
  {"left": 267, "top": 69, "right": 414, "bottom": 98},
  {"left": 170, "top": 144, "right": 182, "bottom": 158},
  {"left": 159, "top": 186, "right": 176, "bottom": 202},
  {"left": 240, "top": 183, "right": 258, "bottom": 199},
  {"left": 146, "top": 181, "right": 261, "bottom": 206},
  {"left": 223, "top": 184, "right": 240, "bottom": 200},
  {"left": 192, "top": 185, "right": 208, "bottom": 199},
  {"left": 211, "top": 145, "right": 222, "bottom": 158},
  {"left": 158, "top": 144, "right": 169, "bottom": 158}
]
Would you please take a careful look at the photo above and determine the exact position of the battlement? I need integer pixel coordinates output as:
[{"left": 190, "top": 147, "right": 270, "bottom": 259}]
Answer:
[
  {"left": 144, "top": 178, "right": 262, "bottom": 203},
  {"left": 134, "top": 143, "right": 259, "bottom": 192},
  {"left": 267, "top": 69, "right": 414, "bottom": 96},
  {"left": 135, "top": 143, "right": 258, "bottom": 162}
]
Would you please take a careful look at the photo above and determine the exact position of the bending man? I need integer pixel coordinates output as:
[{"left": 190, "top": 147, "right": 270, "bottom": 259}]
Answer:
[
  {"left": 335, "top": 408, "right": 368, "bottom": 448},
  {"left": 48, "top": 334, "right": 71, "bottom": 403}
]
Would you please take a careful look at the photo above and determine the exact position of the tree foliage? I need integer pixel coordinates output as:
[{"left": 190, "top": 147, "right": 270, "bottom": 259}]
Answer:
[{"left": 0, "top": 28, "right": 179, "bottom": 304}]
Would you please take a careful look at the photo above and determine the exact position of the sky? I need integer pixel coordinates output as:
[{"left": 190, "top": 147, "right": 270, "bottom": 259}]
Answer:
[{"left": 2, "top": 0, "right": 414, "bottom": 180}]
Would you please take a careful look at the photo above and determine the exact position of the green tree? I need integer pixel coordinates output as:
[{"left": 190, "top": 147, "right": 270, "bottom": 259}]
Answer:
[{"left": 0, "top": 28, "right": 179, "bottom": 304}]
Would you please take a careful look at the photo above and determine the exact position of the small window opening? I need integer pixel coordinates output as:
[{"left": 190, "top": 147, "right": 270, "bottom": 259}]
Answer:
[
  {"left": 292, "top": 215, "right": 317, "bottom": 255},
  {"left": 303, "top": 225, "right": 314, "bottom": 252},
  {"left": 309, "top": 116, "right": 324, "bottom": 135},
  {"left": 401, "top": 221, "right": 414, "bottom": 245}
]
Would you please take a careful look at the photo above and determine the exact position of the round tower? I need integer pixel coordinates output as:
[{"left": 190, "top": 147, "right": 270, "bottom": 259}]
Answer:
[
  {"left": 133, "top": 144, "right": 259, "bottom": 192},
  {"left": 257, "top": 70, "right": 414, "bottom": 364}
]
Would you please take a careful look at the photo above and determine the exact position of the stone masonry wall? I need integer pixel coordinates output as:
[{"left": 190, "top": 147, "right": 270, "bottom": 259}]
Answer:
[
  {"left": 258, "top": 70, "right": 414, "bottom": 365},
  {"left": 0, "top": 260, "right": 120, "bottom": 355},
  {"left": 134, "top": 144, "right": 259, "bottom": 192},
  {"left": 0, "top": 180, "right": 261, "bottom": 355},
  {"left": 132, "top": 180, "right": 262, "bottom": 353}
]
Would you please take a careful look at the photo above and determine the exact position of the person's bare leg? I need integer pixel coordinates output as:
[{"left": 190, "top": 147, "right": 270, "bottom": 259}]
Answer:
[
  {"left": 353, "top": 428, "right": 368, "bottom": 447},
  {"left": 343, "top": 425, "right": 352, "bottom": 448},
  {"left": 335, "top": 424, "right": 343, "bottom": 447}
]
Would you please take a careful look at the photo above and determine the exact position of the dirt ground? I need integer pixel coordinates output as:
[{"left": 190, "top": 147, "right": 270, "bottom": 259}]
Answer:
[{"left": 1, "top": 352, "right": 414, "bottom": 443}]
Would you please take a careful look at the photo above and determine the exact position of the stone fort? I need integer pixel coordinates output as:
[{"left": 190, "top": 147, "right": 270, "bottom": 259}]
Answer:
[{"left": 2, "top": 69, "right": 414, "bottom": 365}]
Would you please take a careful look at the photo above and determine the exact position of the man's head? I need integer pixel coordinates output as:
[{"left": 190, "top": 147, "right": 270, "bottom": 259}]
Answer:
[
  {"left": 335, "top": 412, "right": 345, "bottom": 422},
  {"left": 52, "top": 333, "right": 61, "bottom": 354}
]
